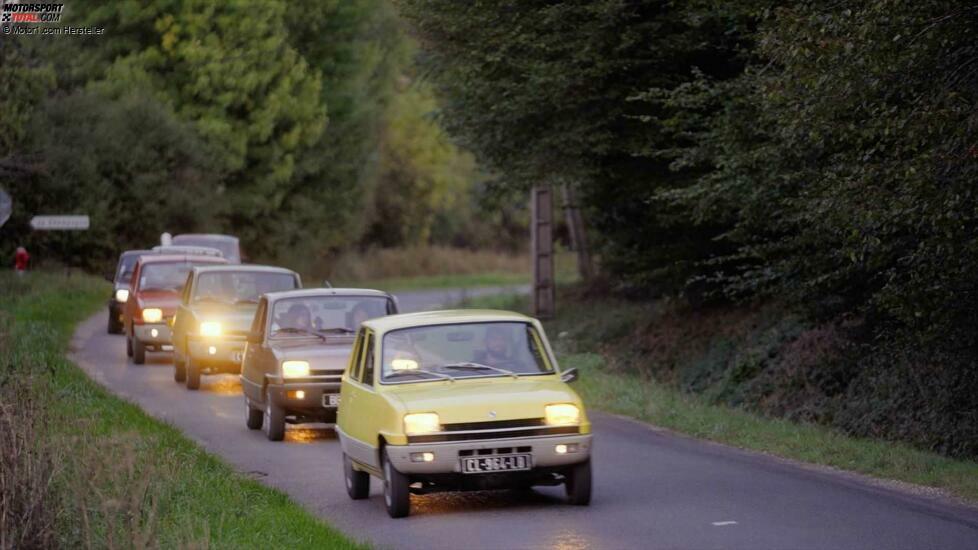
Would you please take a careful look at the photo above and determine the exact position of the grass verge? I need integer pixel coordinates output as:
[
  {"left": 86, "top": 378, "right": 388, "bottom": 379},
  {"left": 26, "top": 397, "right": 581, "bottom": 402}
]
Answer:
[
  {"left": 0, "top": 271, "right": 364, "bottom": 548},
  {"left": 458, "top": 291, "right": 978, "bottom": 503}
]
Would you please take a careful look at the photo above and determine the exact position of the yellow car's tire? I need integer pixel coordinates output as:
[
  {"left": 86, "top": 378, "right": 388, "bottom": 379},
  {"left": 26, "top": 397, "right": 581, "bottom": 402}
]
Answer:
[
  {"left": 344, "top": 454, "right": 370, "bottom": 500},
  {"left": 383, "top": 450, "right": 410, "bottom": 518},
  {"left": 565, "top": 460, "right": 592, "bottom": 506},
  {"left": 132, "top": 337, "right": 146, "bottom": 365},
  {"left": 173, "top": 356, "right": 186, "bottom": 383},
  {"left": 185, "top": 356, "right": 200, "bottom": 390}
]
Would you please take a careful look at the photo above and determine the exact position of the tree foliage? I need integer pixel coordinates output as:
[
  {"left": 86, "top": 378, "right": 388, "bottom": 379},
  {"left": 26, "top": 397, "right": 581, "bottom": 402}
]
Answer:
[{"left": 398, "top": 0, "right": 978, "bottom": 455}]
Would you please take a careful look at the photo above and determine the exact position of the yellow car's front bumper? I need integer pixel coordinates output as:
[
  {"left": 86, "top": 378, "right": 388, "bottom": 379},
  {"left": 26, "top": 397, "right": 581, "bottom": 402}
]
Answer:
[{"left": 386, "top": 433, "right": 592, "bottom": 474}]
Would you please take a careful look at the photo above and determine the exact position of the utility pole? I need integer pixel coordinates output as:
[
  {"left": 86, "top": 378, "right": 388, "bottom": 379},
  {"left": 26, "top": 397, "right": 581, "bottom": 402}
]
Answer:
[
  {"left": 561, "top": 185, "right": 593, "bottom": 282},
  {"left": 531, "top": 186, "right": 555, "bottom": 318}
]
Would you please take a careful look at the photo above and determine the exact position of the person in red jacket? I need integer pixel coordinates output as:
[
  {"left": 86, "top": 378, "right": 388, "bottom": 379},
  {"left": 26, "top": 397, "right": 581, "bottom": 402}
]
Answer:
[{"left": 14, "top": 246, "right": 29, "bottom": 276}]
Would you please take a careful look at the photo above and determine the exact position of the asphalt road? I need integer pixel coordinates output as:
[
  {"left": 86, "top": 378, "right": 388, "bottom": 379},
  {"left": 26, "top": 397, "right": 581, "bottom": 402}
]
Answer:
[{"left": 70, "top": 287, "right": 978, "bottom": 549}]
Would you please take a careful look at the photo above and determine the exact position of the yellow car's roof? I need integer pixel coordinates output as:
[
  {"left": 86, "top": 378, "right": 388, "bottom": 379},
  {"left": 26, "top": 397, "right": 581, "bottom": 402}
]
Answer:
[{"left": 363, "top": 309, "right": 536, "bottom": 333}]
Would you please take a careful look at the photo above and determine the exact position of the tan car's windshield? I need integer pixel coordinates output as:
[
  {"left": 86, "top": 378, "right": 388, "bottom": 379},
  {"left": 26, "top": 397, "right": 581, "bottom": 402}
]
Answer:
[
  {"left": 381, "top": 322, "right": 553, "bottom": 383},
  {"left": 270, "top": 296, "right": 390, "bottom": 338},
  {"left": 193, "top": 271, "right": 296, "bottom": 305}
]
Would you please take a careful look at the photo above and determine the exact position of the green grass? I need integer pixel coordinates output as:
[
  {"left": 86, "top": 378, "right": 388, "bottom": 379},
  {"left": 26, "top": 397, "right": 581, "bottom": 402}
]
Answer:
[
  {"left": 457, "top": 292, "right": 978, "bottom": 503},
  {"left": 0, "top": 271, "right": 364, "bottom": 548}
]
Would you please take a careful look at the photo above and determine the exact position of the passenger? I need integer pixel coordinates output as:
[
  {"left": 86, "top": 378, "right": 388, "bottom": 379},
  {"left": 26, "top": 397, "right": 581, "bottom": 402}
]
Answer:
[{"left": 350, "top": 302, "right": 372, "bottom": 329}]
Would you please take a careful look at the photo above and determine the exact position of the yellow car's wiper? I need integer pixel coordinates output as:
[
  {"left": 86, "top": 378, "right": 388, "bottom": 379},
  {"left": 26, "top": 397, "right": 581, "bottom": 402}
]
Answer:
[
  {"left": 386, "top": 368, "right": 454, "bottom": 382},
  {"left": 440, "top": 362, "right": 520, "bottom": 379}
]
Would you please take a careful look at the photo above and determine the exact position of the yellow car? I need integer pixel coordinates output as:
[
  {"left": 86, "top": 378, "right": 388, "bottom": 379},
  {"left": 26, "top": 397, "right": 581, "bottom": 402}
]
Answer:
[
  {"left": 336, "top": 310, "right": 592, "bottom": 518},
  {"left": 171, "top": 265, "right": 301, "bottom": 389}
]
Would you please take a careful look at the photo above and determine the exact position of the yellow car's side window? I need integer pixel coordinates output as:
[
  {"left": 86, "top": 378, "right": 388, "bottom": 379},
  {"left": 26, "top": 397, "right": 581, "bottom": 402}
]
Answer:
[
  {"left": 349, "top": 329, "right": 365, "bottom": 381},
  {"left": 362, "top": 331, "right": 375, "bottom": 386}
]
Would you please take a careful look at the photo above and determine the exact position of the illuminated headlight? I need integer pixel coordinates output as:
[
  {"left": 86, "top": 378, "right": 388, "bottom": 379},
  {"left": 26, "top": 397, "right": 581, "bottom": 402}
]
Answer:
[
  {"left": 545, "top": 404, "right": 581, "bottom": 426},
  {"left": 282, "top": 360, "right": 310, "bottom": 378},
  {"left": 199, "top": 321, "right": 221, "bottom": 337},
  {"left": 403, "top": 413, "right": 440, "bottom": 435},
  {"left": 142, "top": 308, "right": 163, "bottom": 323},
  {"left": 115, "top": 289, "right": 129, "bottom": 303}
]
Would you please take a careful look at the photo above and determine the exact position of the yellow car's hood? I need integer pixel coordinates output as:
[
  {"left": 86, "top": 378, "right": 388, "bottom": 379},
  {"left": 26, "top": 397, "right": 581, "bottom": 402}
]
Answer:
[
  {"left": 190, "top": 304, "right": 258, "bottom": 334},
  {"left": 387, "top": 376, "right": 586, "bottom": 426}
]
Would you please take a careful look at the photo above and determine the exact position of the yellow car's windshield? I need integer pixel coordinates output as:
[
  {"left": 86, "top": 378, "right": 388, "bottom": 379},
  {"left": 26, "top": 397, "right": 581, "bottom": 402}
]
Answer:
[{"left": 381, "top": 322, "right": 553, "bottom": 383}]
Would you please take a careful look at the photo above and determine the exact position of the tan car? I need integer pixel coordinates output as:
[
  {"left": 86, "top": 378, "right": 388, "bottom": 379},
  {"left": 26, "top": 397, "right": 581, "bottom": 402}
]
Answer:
[
  {"left": 240, "top": 288, "right": 398, "bottom": 440},
  {"left": 171, "top": 265, "right": 301, "bottom": 389}
]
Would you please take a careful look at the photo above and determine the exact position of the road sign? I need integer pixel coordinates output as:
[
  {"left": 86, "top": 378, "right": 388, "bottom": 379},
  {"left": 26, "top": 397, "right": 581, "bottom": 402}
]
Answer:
[
  {"left": 30, "top": 215, "right": 90, "bottom": 230},
  {"left": 0, "top": 189, "right": 10, "bottom": 228}
]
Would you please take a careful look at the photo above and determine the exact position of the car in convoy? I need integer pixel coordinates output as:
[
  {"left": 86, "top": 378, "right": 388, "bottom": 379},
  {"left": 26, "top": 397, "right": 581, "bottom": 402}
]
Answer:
[
  {"left": 171, "top": 233, "right": 242, "bottom": 263},
  {"left": 241, "top": 288, "right": 399, "bottom": 440},
  {"left": 124, "top": 254, "right": 229, "bottom": 364},
  {"left": 107, "top": 249, "right": 150, "bottom": 334},
  {"left": 336, "top": 310, "right": 591, "bottom": 518},
  {"left": 151, "top": 244, "right": 224, "bottom": 258},
  {"left": 171, "top": 265, "right": 300, "bottom": 389}
]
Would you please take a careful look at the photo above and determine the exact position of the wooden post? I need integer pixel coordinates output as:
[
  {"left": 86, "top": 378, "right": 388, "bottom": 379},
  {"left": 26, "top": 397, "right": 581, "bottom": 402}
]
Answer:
[
  {"left": 531, "top": 186, "right": 555, "bottom": 319},
  {"left": 561, "top": 185, "right": 593, "bottom": 281}
]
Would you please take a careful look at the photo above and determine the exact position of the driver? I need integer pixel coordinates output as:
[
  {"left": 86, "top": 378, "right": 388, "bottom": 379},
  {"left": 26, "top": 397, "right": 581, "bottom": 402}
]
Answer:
[
  {"left": 283, "top": 303, "right": 312, "bottom": 331},
  {"left": 474, "top": 326, "right": 511, "bottom": 367}
]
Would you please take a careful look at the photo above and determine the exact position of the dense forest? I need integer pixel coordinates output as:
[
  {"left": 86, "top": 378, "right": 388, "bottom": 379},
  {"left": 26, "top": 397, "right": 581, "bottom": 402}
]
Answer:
[
  {"left": 2, "top": 1, "right": 976, "bottom": 456},
  {"left": 395, "top": 0, "right": 978, "bottom": 456}
]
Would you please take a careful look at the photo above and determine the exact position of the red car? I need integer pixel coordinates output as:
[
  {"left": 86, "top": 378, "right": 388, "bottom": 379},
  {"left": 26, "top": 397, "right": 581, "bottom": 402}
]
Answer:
[{"left": 124, "top": 254, "right": 228, "bottom": 364}]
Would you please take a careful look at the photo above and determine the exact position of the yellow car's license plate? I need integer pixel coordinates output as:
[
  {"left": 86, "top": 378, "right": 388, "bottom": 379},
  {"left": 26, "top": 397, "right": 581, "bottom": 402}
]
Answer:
[{"left": 461, "top": 454, "right": 531, "bottom": 474}]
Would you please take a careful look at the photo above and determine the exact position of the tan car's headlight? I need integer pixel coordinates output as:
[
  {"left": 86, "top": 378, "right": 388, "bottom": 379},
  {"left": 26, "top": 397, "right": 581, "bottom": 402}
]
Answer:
[
  {"left": 404, "top": 413, "right": 440, "bottom": 435},
  {"left": 199, "top": 321, "right": 221, "bottom": 337},
  {"left": 282, "top": 360, "right": 310, "bottom": 378},
  {"left": 115, "top": 289, "right": 129, "bottom": 303},
  {"left": 545, "top": 403, "right": 581, "bottom": 426},
  {"left": 142, "top": 308, "right": 163, "bottom": 323}
]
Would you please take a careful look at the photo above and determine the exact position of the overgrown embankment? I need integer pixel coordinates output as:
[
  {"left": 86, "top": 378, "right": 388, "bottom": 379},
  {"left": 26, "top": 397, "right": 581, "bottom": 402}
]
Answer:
[
  {"left": 0, "top": 272, "right": 362, "bottom": 549},
  {"left": 463, "top": 289, "right": 978, "bottom": 502}
]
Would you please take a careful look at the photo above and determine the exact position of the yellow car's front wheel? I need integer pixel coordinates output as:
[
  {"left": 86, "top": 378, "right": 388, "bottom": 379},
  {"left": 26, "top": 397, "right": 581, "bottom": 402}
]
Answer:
[
  {"left": 565, "top": 460, "right": 592, "bottom": 505},
  {"left": 383, "top": 449, "right": 410, "bottom": 518}
]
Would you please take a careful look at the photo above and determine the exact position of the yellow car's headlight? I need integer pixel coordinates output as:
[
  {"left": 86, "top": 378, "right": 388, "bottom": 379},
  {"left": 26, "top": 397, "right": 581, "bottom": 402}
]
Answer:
[
  {"left": 404, "top": 413, "right": 440, "bottom": 435},
  {"left": 282, "top": 360, "right": 310, "bottom": 378},
  {"left": 199, "top": 321, "right": 221, "bottom": 337},
  {"left": 545, "top": 403, "right": 581, "bottom": 426},
  {"left": 142, "top": 308, "right": 163, "bottom": 323},
  {"left": 115, "top": 289, "right": 129, "bottom": 303}
]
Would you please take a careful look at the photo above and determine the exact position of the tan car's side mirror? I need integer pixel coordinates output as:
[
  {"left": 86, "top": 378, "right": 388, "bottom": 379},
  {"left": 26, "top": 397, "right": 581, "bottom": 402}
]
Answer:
[{"left": 560, "top": 368, "right": 579, "bottom": 384}]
